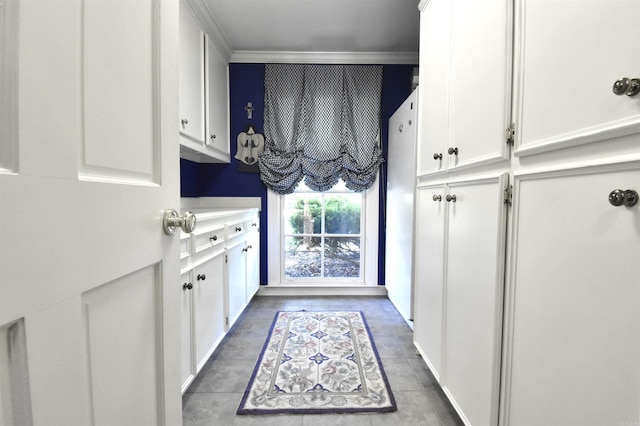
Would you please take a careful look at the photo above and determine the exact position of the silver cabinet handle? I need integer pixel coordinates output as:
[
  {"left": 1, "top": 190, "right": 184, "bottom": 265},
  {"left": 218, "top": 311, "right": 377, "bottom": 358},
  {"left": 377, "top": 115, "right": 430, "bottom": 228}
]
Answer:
[
  {"left": 446, "top": 194, "right": 457, "bottom": 202},
  {"left": 432, "top": 194, "right": 442, "bottom": 202},
  {"left": 613, "top": 78, "right": 640, "bottom": 97},
  {"left": 209, "top": 234, "right": 218, "bottom": 242},
  {"left": 197, "top": 274, "right": 206, "bottom": 281},
  {"left": 433, "top": 153, "right": 442, "bottom": 160},
  {"left": 183, "top": 282, "right": 193, "bottom": 290},
  {"left": 448, "top": 147, "right": 458, "bottom": 155},
  {"left": 609, "top": 189, "right": 638, "bottom": 207},
  {"left": 180, "top": 118, "right": 189, "bottom": 126},
  {"left": 163, "top": 209, "right": 196, "bottom": 235}
]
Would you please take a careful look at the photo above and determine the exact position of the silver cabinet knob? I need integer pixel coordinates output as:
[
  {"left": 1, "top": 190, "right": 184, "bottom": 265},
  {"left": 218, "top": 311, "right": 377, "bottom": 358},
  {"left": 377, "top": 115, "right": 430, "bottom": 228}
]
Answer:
[
  {"left": 432, "top": 194, "right": 442, "bottom": 202},
  {"left": 446, "top": 194, "right": 457, "bottom": 202},
  {"left": 210, "top": 134, "right": 216, "bottom": 140},
  {"left": 183, "top": 282, "right": 193, "bottom": 290},
  {"left": 609, "top": 189, "right": 626, "bottom": 206},
  {"left": 180, "top": 118, "right": 189, "bottom": 126},
  {"left": 613, "top": 78, "right": 640, "bottom": 96},
  {"left": 448, "top": 147, "right": 459, "bottom": 155},
  {"left": 433, "top": 153, "right": 443, "bottom": 160},
  {"left": 209, "top": 234, "right": 218, "bottom": 242},
  {"left": 235, "top": 226, "right": 242, "bottom": 232},
  {"left": 609, "top": 189, "right": 638, "bottom": 207},
  {"left": 197, "top": 274, "right": 206, "bottom": 281},
  {"left": 163, "top": 209, "right": 196, "bottom": 235}
]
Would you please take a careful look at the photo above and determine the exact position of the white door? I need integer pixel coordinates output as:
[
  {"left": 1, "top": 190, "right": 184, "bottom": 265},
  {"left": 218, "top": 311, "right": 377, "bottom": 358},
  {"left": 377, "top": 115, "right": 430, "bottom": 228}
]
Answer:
[
  {"left": 444, "top": 174, "right": 508, "bottom": 426},
  {"left": 504, "top": 166, "right": 640, "bottom": 425},
  {"left": 412, "top": 184, "right": 446, "bottom": 380},
  {"left": 0, "top": 2, "right": 182, "bottom": 425},
  {"left": 385, "top": 90, "right": 418, "bottom": 325}
]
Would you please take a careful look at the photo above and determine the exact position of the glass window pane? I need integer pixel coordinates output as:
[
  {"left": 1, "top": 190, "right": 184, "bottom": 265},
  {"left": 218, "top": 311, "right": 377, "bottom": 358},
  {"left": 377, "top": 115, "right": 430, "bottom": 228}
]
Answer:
[
  {"left": 324, "top": 237, "right": 360, "bottom": 278},
  {"left": 284, "top": 236, "right": 322, "bottom": 278},
  {"left": 324, "top": 194, "right": 361, "bottom": 234},
  {"left": 283, "top": 193, "right": 321, "bottom": 235}
]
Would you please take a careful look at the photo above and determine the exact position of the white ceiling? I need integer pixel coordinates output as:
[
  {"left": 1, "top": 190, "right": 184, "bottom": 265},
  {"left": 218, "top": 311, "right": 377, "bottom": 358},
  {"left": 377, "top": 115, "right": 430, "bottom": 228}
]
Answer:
[{"left": 200, "top": 0, "right": 420, "bottom": 60}]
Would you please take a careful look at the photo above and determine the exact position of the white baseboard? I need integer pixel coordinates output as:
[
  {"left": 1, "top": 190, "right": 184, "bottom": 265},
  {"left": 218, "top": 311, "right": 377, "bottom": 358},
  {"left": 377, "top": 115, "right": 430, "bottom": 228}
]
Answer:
[{"left": 257, "top": 285, "right": 388, "bottom": 297}]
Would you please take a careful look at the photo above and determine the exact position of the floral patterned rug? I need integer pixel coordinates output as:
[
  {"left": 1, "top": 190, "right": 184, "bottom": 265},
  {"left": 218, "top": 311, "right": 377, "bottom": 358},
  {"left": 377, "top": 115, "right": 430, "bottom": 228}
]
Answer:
[{"left": 237, "top": 311, "right": 396, "bottom": 415}]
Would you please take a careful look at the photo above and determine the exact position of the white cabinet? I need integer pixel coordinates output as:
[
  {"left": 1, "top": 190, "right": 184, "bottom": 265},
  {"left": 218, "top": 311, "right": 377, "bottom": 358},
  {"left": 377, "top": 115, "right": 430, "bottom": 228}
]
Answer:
[
  {"left": 502, "top": 165, "right": 640, "bottom": 426},
  {"left": 245, "top": 226, "right": 260, "bottom": 303},
  {"left": 414, "top": 176, "right": 508, "bottom": 426},
  {"left": 416, "top": 0, "right": 450, "bottom": 176},
  {"left": 416, "top": 0, "right": 511, "bottom": 177},
  {"left": 224, "top": 212, "right": 261, "bottom": 327},
  {"left": 386, "top": 90, "right": 418, "bottom": 325},
  {"left": 205, "top": 35, "right": 230, "bottom": 157},
  {"left": 192, "top": 252, "right": 225, "bottom": 372},
  {"left": 513, "top": 0, "right": 640, "bottom": 156},
  {"left": 179, "top": 207, "right": 260, "bottom": 393},
  {"left": 179, "top": 2, "right": 230, "bottom": 163},
  {"left": 413, "top": 185, "right": 446, "bottom": 379},
  {"left": 179, "top": 2, "right": 204, "bottom": 146},
  {"left": 226, "top": 239, "right": 247, "bottom": 328},
  {"left": 416, "top": 0, "right": 640, "bottom": 424}
]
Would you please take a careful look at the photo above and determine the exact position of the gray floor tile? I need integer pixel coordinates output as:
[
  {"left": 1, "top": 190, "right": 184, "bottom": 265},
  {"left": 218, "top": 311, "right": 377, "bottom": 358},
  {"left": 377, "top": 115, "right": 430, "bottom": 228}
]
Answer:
[{"left": 183, "top": 296, "right": 462, "bottom": 426}]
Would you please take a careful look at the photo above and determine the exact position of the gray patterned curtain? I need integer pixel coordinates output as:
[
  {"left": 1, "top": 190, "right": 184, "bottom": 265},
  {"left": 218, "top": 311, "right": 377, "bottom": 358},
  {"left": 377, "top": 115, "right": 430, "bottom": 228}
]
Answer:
[{"left": 258, "top": 64, "right": 383, "bottom": 194}]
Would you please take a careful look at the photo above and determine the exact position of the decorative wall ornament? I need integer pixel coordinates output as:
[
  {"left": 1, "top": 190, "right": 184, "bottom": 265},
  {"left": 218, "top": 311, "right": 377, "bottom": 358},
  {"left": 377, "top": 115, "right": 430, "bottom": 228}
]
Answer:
[{"left": 235, "top": 124, "right": 264, "bottom": 166}]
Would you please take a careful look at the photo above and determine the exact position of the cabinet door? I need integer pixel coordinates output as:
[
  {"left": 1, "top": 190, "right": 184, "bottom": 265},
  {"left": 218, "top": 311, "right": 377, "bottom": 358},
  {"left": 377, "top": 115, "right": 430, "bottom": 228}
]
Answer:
[
  {"left": 503, "top": 166, "right": 640, "bottom": 425},
  {"left": 180, "top": 271, "right": 194, "bottom": 393},
  {"left": 448, "top": 0, "right": 511, "bottom": 169},
  {"left": 178, "top": 3, "right": 204, "bottom": 144},
  {"left": 226, "top": 242, "right": 247, "bottom": 328},
  {"left": 444, "top": 174, "right": 508, "bottom": 426},
  {"left": 193, "top": 252, "right": 225, "bottom": 372},
  {"left": 205, "top": 35, "right": 230, "bottom": 158},
  {"left": 515, "top": 0, "right": 640, "bottom": 155},
  {"left": 413, "top": 184, "right": 446, "bottom": 380},
  {"left": 245, "top": 232, "right": 260, "bottom": 303},
  {"left": 416, "top": 0, "right": 451, "bottom": 176}
]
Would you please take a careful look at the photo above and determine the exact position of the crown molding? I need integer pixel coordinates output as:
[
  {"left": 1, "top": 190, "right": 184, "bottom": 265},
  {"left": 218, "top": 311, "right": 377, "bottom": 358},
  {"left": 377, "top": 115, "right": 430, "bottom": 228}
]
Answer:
[
  {"left": 184, "top": 0, "right": 233, "bottom": 60},
  {"left": 229, "top": 50, "right": 419, "bottom": 65}
]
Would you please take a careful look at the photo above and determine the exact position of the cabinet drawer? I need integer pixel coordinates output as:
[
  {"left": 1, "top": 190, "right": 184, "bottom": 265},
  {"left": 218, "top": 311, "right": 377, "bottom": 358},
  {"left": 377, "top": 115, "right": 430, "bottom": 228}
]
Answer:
[
  {"left": 180, "top": 232, "right": 191, "bottom": 270},
  {"left": 193, "top": 225, "right": 224, "bottom": 255},
  {"left": 225, "top": 220, "right": 246, "bottom": 241}
]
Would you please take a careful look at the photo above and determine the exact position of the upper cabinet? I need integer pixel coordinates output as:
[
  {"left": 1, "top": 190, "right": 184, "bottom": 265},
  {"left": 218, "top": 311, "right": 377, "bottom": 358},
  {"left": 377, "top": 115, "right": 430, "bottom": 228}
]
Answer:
[
  {"left": 417, "top": 0, "right": 512, "bottom": 177},
  {"left": 179, "top": 1, "right": 230, "bottom": 163},
  {"left": 513, "top": 0, "right": 640, "bottom": 156}
]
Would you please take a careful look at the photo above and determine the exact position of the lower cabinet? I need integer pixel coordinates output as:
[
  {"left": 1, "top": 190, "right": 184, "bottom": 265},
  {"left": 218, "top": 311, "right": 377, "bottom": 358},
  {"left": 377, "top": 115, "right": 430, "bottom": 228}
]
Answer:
[
  {"left": 413, "top": 174, "right": 508, "bottom": 426},
  {"left": 180, "top": 249, "right": 225, "bottom": 392},
  {"left": 180, "top": 206, "right": 260, "bottom": 393},
  {"left": 245, "top": 230, "right": 260, "bottom": 303},
  {"left": 226, "top": 239, "right": 247, "bottom": 328},
  {"left": 502, "top": 164, "right": 640, "bottom": 425}
]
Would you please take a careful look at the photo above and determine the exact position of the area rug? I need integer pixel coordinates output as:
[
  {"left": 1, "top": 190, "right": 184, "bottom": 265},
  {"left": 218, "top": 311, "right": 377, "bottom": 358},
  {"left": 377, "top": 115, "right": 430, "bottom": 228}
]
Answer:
[{"left": 237, "top": 311, "right": 396, "bottom": 415}]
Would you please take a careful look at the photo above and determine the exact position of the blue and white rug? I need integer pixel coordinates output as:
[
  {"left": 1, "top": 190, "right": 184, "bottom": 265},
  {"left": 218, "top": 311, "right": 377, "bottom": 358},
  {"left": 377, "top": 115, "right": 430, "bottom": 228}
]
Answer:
[{"left": 237, "top": 311, "right": 396, "bottom": 415}]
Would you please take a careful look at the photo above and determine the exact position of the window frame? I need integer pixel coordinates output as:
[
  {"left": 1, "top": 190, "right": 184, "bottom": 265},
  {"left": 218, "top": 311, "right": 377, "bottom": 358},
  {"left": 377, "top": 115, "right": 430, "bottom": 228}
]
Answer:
[{"left": 267, "top": 179, "right": 379, "bottom": 287}]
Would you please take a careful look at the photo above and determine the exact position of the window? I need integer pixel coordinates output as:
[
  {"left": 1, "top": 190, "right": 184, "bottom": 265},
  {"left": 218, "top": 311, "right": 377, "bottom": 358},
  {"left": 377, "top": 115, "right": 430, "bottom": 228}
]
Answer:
[
  {"left": 267, "top": 179, "right": 379, "bottom": 287},
  {"left": 283, "top": 180, "right": 362, "bottom": 280}
]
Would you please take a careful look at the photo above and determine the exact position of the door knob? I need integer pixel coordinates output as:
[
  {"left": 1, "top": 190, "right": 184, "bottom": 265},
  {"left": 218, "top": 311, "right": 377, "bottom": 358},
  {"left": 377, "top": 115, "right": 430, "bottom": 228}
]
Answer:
[
  {"left": 612, "top": 78, "right": 640, "bottom": 96},
  {"left": 163, "top": 209, "right": 196, "bottom": 235}
]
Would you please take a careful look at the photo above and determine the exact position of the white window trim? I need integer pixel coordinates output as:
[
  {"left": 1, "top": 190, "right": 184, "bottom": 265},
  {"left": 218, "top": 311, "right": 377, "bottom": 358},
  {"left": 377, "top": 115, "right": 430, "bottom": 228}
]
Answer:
[{"left": 267, "top": 179, "right": 379, "bottom": 287}]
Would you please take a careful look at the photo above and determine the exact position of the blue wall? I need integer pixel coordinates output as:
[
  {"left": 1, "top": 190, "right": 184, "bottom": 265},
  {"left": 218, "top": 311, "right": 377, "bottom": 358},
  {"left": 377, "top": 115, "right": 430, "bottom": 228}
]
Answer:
[{"left": 181, "top": 63, "right": 416, "bottom": 286}]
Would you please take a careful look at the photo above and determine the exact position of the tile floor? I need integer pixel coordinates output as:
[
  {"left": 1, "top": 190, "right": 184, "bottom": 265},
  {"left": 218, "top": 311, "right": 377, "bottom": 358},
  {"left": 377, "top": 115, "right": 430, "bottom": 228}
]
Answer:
[{"left": 182, "top": 295, "right": 463, "bottom": 426}]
